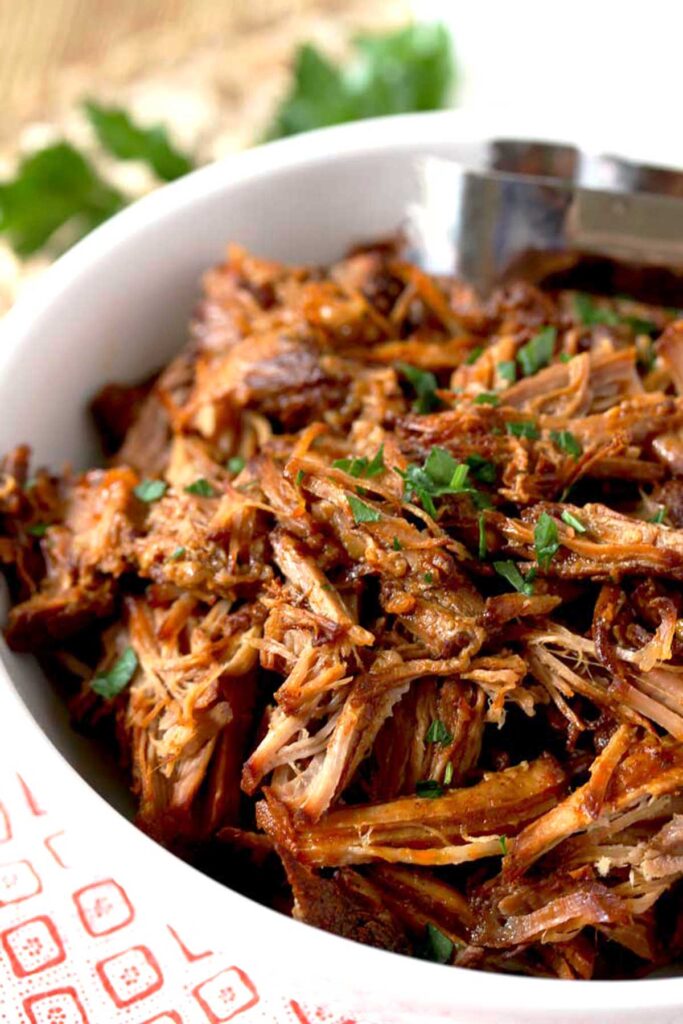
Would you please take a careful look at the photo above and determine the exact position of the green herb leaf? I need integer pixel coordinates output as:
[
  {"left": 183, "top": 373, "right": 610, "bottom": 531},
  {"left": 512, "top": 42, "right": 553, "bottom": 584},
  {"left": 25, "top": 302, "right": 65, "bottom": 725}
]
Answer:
[
  {"left": 573, "top": 293, "right": 619, "bottom": 327},
  {"left": 423, "top": 572, "right": 434, "bottom": 584},
  {"left": 0, "top": 142, "right": 124, "bottom": 256},
  {"left": 534, "top": 512, "right": 559, "bottom": 570},
  {"left": 416, "top": 779, "right": 444, "bottom": 799},
  {"left": 392, "top": 536, "right": 402, "bottom": 551},
  {"left": 333, "top": 445, "right": 385, "bottom": 479},
  {"left": 91, "top": 646, "right": 138, "bottom": 700},
  {"left": 517, "top": 326, "right": 556, "bottom": 377},
  {"left": 650, "top": 507, "right": 667, "bottom": 524},
  {"left": 444, "top": 762, "right": 454, "bottom": 785},
  {"left": 424, "top": 447, "right": 460, "bottom": 487},
  {"left": 558, "top": 352, "right": 572, "bottom": 363},
  {"left": 465, "top": 454, "right": 496, "bottom": 484},
  {"left": 169, "top": 546, "right": 186, "bottom": 561},
  {"left": 84, "top": 100, "right": 193, "bottom": 181},
  {"left": 498, "top": 360, "right": 516, "bottom": 382},
  {"left": 420, "top": 923, "right": 454, "bottom": 964},
  {"left": 499, "top": 835, "right": 508, "bottom": 855},
  {"left": 27, "top": 522, "right": 49, "bottom": 538},
  {"left": 474, "top": 391, "right": 499, "bottom": 406},
  {"left": 399, "top": 447, "right": 479, "bottom": 517},
  {"left": 347, "top": 494, "right": 382, "bottom": 524},
  {"left": 550, "top": 429, "right": 582, "bottom": 459},
  {"left": 494, "top": 560, "right": 535, "bottom": 596},
  {"left": 227, "top": 456, "right": 245, "bottom": 475},
  {"left": 266, "top": 23, "right": 454, "bottom": 140},
  {"left": 478, "top": 512, "right": 487, "bottom": 559},
  {"left": 506, "top": 420, "right": 540, "bottom": 440},
  {"left": 184, "top": 478, "right": 215, "bottom": 497},
  {"left": 134, "top": 479, "right": 168, "bottom": 503},
  {"left": 561, "top": 510, "right": 586, "bottom": 533},
  {"left": 365, "top": 445, "right": 386, "bottom": 477},
  {"left": 425, "top": 719, "right": 453, "bottom": 745},
  {"left": 295, "top": 469, "right": 305, "bottom": 488},
  {"left": 397, "top": 362, "right": 443, "bottom": 414},
  {"left": 465, "top": 346, "right": 483, "bottom": 365}
]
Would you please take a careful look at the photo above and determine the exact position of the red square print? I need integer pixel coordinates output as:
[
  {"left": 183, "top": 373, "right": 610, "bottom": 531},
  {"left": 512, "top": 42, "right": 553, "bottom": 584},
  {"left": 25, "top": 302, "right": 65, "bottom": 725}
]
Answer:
[
  {"left": 24, "top": 987, "right": 89, "bottom": 1024},
  {"left": 1, "top": 915, "right": 65, "bottom": 976},
  {"left": 96, "top": 945, "right": 163, "bottom": 1007},
  {"left": 193, "top": 966, "right": 259, "bottom": 1022},
  {"left": 0, "top": 859, "right": 41, "bottom": 906},
  {"left": 143, "top": 1015, "right": 183, "bottom": 1024},
  {"left": 73, "top": 879, "right": 134, "bottom": 936},
  {"left": 0, "top": 802, "right": 10, "bottom": 842}
]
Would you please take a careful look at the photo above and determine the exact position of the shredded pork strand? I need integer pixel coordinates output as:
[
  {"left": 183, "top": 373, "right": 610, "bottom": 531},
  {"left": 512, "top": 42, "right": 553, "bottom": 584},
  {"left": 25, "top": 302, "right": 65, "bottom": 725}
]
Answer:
[{"left": 2, "top": 241, "right": 683, "bottom": 979}]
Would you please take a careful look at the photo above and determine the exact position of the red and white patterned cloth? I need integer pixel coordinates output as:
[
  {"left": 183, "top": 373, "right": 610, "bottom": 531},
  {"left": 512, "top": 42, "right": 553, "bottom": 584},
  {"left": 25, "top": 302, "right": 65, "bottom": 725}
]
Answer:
[{"left": 0, "top": 766, "right": 363, "bottom": 1023}]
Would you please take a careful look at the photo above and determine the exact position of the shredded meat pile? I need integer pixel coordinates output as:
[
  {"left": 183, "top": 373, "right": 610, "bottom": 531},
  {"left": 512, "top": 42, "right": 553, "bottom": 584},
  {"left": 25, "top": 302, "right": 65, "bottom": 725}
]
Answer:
[{"left": 2, "top": 241, "right": 683, "bottom": 979}]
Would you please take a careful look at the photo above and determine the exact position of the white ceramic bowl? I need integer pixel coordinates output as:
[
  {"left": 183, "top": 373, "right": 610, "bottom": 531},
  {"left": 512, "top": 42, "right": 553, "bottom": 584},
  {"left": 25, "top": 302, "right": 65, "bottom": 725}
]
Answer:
[{"left": 1, "top": 111, "right": 681, "bottom": 1024}]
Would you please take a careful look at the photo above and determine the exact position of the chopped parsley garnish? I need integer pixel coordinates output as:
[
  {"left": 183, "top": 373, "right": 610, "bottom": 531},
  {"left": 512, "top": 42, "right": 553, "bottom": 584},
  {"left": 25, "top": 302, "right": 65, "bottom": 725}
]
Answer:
[
  {"left": 347, "top": 494, "right": 382, "bottom": 524},
  {"left": 494, "top": 560, "right": 535, "bottom": 596},
  {"left": 397, "top": 362, "right": 443, "bottom": 414},
  {"left": 506, "top": 420, "right": 540, "bottom": 440},
  {"left": 295, "top": 469, "right": 305, "bottom": 487},
  {"left": 184, "top": 478, "right": 215, "bottom": 497},
  {"left": 416, "top": 779, "right": 443, "bottom": 799},
  {"left": 534, "top": 512, "right": 559, "bottom": 570},
  {"left": 425, "top": 719, "right": 453, "bottom": 745},
  {"left": 650, "top": 507, "right": 667, "bottom": 524},
  {"left": 474, "top": 391, "right": 499, "bottom": 406},
  {"left": 27, "top": 522, "right": 48, "bottom": 538},
  {"left": 444, "top": 762, "right": 454, "bottom": 785},
  {"left": 91, "top": 646, "right": 138, "bottom": 700},
  {"left": 561, "top": 510, "right": 586, "bottom": 533},
  {"left": 333, "top": 445, "right": 385, "bottom": 479},
  {"left": 169, "top": 546, "right": 186, "bottom": 561},
  {"left": 398, "top": 447, "right": 478, "bottom": 517},
  {"left": 465, "top": 346, "right": 483, "bottom": 365},
  {"left": 226, "top": 456, "right": 245, "bottom": 475},
  {"left": 499, "top": 835, "right": 508, "bottom": 855},
  {"left": 424, "top": 572, "right": 434, "bottom": 584},
  {"left": 478, "top": 512, "right": 487, "bottom": 559},
  {"left": 420, "top": 923, "right": 454, "bottom": 964},
  {"left": 465, "top": 454, "right": 496, "bottom": 484},
  {"left": 558, "top": 352, "right": 572, "bottom": 363},
  {"left": 573, "top": 293, "right": 619, "bottom": 327},
  {"left": 84, "top": 100, "right": 194, "bottom": 181},
  {"left": 517, "top": 326, "right": 556, "bottom": 377},
  {"left": 134, "top": 479, "right": 168, "bottom": 503},
  {"left": 392, "top": 536, "right": 402, "bottom": 551},
  {"left": 550, "top": 429, "right": 582, "bottom": 459},
  {"left": 498, "top": 360, "right": 516, "bottom": 383}
]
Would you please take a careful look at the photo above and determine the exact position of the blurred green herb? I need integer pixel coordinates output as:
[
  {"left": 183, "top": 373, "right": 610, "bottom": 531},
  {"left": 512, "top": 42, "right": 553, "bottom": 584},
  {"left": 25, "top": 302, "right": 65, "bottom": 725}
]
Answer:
[
  {"left": 84, "top": 100, "right": 194, "bottom": 181},
  {"left": 266, "top": 23, "right": 454, "bottom": 140},
  {"left": 0, "top": 142, "right": 124, "bottom": 256},
  {"left": 0, "top": 22, "right": 454, "bottom": 261},
  {"left": 397, "top": 362, "right": 444, "bottom": 414}
]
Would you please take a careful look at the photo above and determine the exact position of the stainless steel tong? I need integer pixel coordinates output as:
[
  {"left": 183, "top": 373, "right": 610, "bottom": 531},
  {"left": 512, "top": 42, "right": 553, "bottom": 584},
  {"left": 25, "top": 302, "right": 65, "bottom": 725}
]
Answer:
[{"left": 407, "top": 139, "right": 683, "bottom": 297}]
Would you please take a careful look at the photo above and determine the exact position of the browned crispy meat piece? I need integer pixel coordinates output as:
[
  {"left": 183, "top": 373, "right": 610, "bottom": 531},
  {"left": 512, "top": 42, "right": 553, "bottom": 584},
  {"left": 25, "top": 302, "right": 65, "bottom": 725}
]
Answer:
[{"left": 2, "top": 243, "right": 683, "bottom": 979}]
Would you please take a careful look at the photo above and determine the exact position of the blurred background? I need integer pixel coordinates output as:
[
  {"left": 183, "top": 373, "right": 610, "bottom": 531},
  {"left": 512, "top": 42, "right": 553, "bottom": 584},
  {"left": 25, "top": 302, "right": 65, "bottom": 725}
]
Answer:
[{"left": 1, "top": 0, "right": 680, "bottom": 314}]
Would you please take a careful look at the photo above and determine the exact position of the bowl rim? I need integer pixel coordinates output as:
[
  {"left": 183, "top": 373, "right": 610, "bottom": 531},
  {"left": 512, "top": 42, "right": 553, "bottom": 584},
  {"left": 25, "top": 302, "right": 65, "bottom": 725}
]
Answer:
[{"left": 1, "top": 109, "right": 682, "bottom": 1017}]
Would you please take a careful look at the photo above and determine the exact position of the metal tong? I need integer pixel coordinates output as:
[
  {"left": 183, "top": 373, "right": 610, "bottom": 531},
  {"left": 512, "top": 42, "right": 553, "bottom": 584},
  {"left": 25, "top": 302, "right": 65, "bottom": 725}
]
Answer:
[{"left": 407, "top": 139, "right": 683, "bottom": 298}]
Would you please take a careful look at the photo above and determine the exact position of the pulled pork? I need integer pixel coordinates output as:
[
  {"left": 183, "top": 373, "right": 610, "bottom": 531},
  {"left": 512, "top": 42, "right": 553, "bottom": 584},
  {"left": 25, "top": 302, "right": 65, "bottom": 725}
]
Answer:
[{"left": 2, "top": 242, "right": 683, "bottom": 979}]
